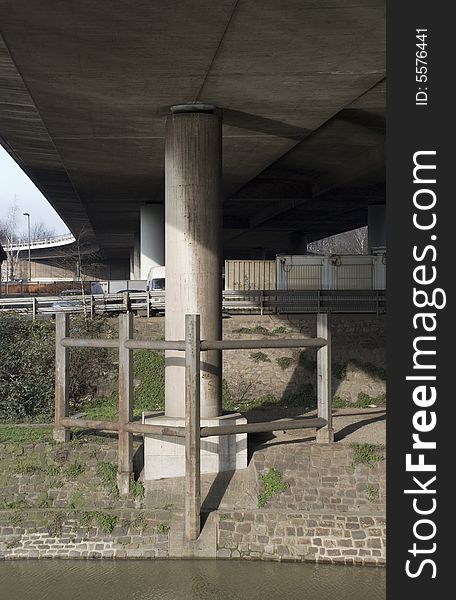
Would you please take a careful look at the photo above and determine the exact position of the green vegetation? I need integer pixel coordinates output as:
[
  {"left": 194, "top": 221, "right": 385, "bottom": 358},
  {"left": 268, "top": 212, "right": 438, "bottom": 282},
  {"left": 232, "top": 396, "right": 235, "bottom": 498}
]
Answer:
[
  {"left": 132, "top": 514, "right": 148, "bottom": 532},
  {"left": 64, "top": 462, "right": 85, "bottom": 479},
  {"left": 0, "top": 314, "right": 55, "bottom": 422},
  {"left": 0, "top": 313, "right": 116, "bottom": 422},
  {"left": 156, "top": 522, "right": 170, "bottom": 534},
  {"left": 97, "top": 461, "right": 118, "bottom": 496},
  {"left": 48, "top": 512, "right": 66, "bottom": 537},
  {"left": 0, "top": 426, "right": 53, "bottom": 443},
  {"left": 276, "top": 356, "right": 295, "bottom": 370},
  {"left": 249, "top": 351, "right": 271, "bottom": 363},
  {"left": 133, "top": 350, "right": 165, "bottom": 411},
  {"left": 350, "top": 443, "right": 385, "bottom": 466},
  {"left": 271, "top": 326, "right": 288, "bottom": 335},
  {"left": 258, "top": 468, "right": 289, "bottom": 507},
  {"left": 10, "top": 511, "right": 23, "bottom": 527},
  {"left": 131, "top": 478, "right": 145, "bottom": 500},
  {"left": 333, "top": 392, "right": 386, "bottom": 409},
  {"left": 366, "top": 484, "right": 380, "bottom": 503},
  {"left": 79, "top": 511, "right": 117, "bottom": 534},
  {"left": 69, "top": 491, "right": 84, "bottom": 509},
  {"left": 333, "top": 363, "right": 348, "bottom": 381}
]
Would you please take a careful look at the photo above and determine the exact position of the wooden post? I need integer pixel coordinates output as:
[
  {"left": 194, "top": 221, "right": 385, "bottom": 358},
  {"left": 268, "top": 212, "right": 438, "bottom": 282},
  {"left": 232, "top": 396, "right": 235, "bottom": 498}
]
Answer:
[
  {"left": 316, "top": 313, "right": 334, "bottom": 443},
  {"left": 185, "top": 313, "right": 201, "bottom": 540},
  {"left": 31, "top": 297, "right": 37, "bottom": 321},
  {"left": 90, "top": 295, "right": 95, "bottom": 319},
  {"left": 146, "top": 291, "right": 150, "bottom": 319},
  {"left": 123, "top": 291, "right": 130, "bottom": 314},
  {"left": 53, "top": 312, "right": 70, "bottom": 442},
  {"left": 118, "top": 312, "right": 134, "bottom": 496}
]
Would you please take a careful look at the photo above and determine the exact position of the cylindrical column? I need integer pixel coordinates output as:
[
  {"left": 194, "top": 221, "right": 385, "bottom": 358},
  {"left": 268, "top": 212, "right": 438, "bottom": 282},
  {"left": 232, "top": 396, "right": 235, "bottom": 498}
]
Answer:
[
  {"left": 140, "top": 204, "right": 165, "bottom": 280},
  {"left": 165, "top": 105, "right": 222, "bottom": 419},
  {"left": 368, "top": 204, "right": 386, "bottom": 253}
]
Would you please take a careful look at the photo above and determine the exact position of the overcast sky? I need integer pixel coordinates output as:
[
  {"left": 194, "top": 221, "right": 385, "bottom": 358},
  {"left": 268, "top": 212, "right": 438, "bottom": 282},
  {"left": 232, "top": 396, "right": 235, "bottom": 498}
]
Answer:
[{"left": 0, "top": 146, "right": 70, "bottom": 236}]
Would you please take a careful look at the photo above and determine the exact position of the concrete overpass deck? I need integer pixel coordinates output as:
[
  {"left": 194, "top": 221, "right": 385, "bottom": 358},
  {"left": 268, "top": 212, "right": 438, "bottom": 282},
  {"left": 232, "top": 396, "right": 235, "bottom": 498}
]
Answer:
[{"left": 0, "top": 0, "right": 385, "bottom": 267}]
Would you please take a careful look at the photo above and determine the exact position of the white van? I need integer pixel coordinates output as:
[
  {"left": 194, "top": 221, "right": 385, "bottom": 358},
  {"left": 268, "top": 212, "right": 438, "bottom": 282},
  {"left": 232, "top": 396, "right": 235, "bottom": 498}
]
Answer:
[{"left": 146, "top": 266, "right": 165, "bottom": 314}]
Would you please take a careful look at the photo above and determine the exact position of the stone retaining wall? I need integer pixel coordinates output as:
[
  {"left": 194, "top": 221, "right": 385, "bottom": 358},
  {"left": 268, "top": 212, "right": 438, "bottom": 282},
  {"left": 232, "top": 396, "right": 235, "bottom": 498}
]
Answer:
[
  {"left": 253, "top": 443, "right": 386, "bottom": 514},
  {"left": 134, "top": 314, "right": 386, "bottom": 404},
  {"left": 0, "top": 509, "right": 170, "bottom": 560},
  {"left": 216, "top": 511, "right": 386, "bottom": 566}
]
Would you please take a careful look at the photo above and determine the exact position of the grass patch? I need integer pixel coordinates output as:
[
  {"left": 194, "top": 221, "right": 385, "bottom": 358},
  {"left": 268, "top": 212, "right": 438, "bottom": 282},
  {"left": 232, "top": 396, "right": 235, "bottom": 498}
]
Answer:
[
  {"left": 350, "top": 443, "right": 385, "bottom": 466},
  {"left": 234, "top": 325, "right": 274, "bottom": 336},
  {"left": 0, "top": 426, "right": 53, "bottom": 444},
  {"left": 333, "top": 393, "right": 386, "bottom": 409},
  {"left": 249, "top": 351, "right": 271, "bottom": 363},
  {"left": 133, "top": 350, "right": 165, "bottom": 411},
  {"left": 97, "top": 461, "right": 118, "bottom": 496},
  {"left": 366, "top": 484, "right": 380, "bottom": 503},
  {"left": 156, "top": 522, "right": 170, "bottom": 534},
  {"left": 271, "top": 326, "right": 288, "bottom": 335},
  {"left": 276, "top": 356, "right": 295, "bottom": 370},
  {"left": 131, "top": 478, "right": 145, "bottom": 500},
  {"left": 258, "top": 468, "right": 289, "bottom": 507},
  {"left": 79, "top": 511, "right": 117, "bottom": 534},
  {"left": 64, "top": 462, "right": 85, "bottom": 479},
  {"left": 132, "top": 514, "right": 147, "bottom": 532}
]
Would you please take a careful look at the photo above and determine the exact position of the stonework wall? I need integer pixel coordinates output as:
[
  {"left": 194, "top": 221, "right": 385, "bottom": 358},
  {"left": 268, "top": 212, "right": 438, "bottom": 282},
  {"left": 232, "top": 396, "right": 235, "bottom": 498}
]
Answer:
[
  {"left": 0, "top": 439, "right": 385, "bottom": 564},
  {"left": 134, "top": 314, "right": 386, "bottom": 404},
  {"left": 222, "top": 314, "right": 386, "bottom": 404},
  {"left": 216, "top": 512, "right": 386, "bottom": 566},
  {"left": 0, "top": 440, "right": 143, "bottom": 511},
  {"left": 252, "top": 443, "right": 386, "bottom": 514},
  {"left": 0, "top": 509, "right": 170, "bottom": 560}
]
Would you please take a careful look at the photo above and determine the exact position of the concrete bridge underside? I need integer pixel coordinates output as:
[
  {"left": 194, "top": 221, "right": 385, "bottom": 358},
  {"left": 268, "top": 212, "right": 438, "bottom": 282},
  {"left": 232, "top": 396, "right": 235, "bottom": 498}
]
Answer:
[{"left": 0, "top": 0, "right": 385, "bottom": 268}]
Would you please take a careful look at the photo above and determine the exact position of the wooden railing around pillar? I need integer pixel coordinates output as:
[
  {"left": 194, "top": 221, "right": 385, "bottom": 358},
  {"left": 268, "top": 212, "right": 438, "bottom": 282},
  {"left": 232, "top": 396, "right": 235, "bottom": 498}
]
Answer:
[{"left": 53, "top": 312, "right": 332, "bottom": 539}]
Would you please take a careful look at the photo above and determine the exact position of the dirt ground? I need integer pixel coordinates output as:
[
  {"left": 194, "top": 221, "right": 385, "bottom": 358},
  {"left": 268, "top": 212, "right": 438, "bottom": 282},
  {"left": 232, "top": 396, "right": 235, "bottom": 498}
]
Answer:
[{"left": 248, "top": 406, "right": 386, "bottom": 451}]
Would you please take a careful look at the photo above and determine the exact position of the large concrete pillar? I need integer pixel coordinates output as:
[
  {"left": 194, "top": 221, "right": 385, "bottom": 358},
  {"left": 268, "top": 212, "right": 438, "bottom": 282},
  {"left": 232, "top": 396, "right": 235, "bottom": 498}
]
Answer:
[
  {"left": 143, "top": 104, "right": 247, "bottom": 481},
  {"left": 368, "top": 204, "right": 386, "bottom": 252},
  {"left": 289, "top": 230, "right": 309, "bottom": 254},
  {"left": 130, "top": 233, "right": 141, "bottom": 280},
  {"left": 140, "top": 204, "right": 165, "bottom": 280},
  {"left": 165, "top": 105, "right": 222, "bottom": 419}
]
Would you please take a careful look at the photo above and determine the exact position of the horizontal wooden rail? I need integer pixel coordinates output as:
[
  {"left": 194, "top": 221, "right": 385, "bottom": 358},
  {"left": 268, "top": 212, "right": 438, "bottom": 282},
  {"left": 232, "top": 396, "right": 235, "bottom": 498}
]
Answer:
[
  {"left": 124, "top": 339, "right": 186, "bottom": 351},
  {"left": 200, "top": 417, "right": 327, "bottom": 437},
  {"left": 60, "top": 338, "right": 120, "bottom": 348},
  {"left": 200, "top": 337, "right": 327, "bottom": 350},
  {"left": 60, "top": 417, "right": 185, "bottom": 437}
]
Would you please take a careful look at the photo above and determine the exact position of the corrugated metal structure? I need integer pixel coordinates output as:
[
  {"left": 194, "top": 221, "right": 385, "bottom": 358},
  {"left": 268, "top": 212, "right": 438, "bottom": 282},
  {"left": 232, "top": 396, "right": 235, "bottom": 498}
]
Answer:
[
  {"left": 224, "top": 260, "right": 276, "bottom": 291},
  {"left": 277, "top": 255, "right": 386, "bottom": 290},
  {"left": 225, "top": 255, "right": 386, "bottom": 291}
]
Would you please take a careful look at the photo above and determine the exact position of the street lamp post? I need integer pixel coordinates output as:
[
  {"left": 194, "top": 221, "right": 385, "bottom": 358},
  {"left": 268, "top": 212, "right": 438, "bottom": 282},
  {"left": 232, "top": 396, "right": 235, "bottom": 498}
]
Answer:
[{"left": 23, "top": 212, "right": 31, "bottom": 281}]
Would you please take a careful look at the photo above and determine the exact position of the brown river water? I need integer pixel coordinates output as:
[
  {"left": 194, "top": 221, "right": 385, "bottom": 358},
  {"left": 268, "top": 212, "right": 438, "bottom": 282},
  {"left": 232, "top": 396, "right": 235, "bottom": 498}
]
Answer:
[{"left": 0, "top": 560, "right": 385, "bottom": 600}]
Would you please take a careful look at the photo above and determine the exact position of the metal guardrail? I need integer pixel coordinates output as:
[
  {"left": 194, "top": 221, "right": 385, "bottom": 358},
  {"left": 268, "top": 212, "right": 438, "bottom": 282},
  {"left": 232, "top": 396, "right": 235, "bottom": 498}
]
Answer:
[
  {"left": 9, "top": 232, "right": 75, "bottom": 251},
  {"left": 0, "top": 289, "right": 386, "bottom": 317}
]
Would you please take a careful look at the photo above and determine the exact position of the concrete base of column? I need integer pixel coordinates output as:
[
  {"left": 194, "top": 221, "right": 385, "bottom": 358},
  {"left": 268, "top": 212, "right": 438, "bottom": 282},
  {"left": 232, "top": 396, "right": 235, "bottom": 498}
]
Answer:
[
  {"left": 117, "top": 472, "right": 131, "bottom": 497},
  {"left": 143, "top": 413, "right": 247, "bottom": 481},
  {"left": 316, "top": 427, "right": 335, "bottom": 444},
  {"left": 53, "top": 427, "right": 70, "bottom": 443}
]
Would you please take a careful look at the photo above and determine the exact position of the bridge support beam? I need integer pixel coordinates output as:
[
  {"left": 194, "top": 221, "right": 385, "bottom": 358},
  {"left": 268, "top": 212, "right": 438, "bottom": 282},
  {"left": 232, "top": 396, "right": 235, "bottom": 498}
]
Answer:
[
  {"left": 143, "top": 104, "right": 247, "bottom": 482},
  {"left": 368, "top": 204, "right": 386, "bottom": 253},
  {"left": 140, "top": 204, "right": 165, "bottom": 280},
  {"left": 164, "top": 105, "right": 223, "bottom": 420}
]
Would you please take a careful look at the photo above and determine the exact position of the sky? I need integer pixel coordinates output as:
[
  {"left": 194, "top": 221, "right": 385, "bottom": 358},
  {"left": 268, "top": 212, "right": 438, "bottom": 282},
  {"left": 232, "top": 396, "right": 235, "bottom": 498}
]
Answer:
[{"left": 0, "top": 146, "right": 70, "bottom": 236}]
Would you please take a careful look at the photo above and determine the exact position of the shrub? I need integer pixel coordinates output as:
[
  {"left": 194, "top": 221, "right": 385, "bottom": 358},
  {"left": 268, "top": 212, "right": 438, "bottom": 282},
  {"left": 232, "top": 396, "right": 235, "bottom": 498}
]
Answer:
[
  {"left": 258, "top": 468, "right": 289, "bottom": 507},
  {"left": 0, "top": 314, "right": 55, "bottom": 421},
  {"left": 0, "top": 313, "right": 117, "bottom": 422}
]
